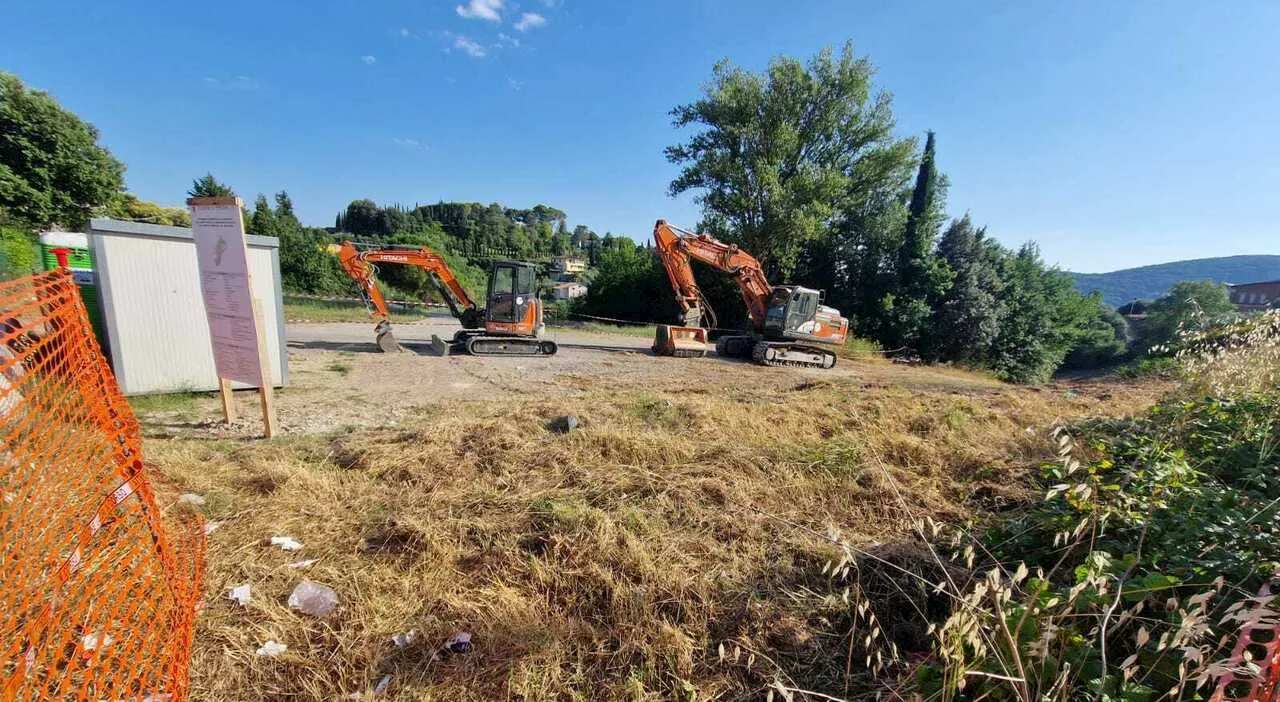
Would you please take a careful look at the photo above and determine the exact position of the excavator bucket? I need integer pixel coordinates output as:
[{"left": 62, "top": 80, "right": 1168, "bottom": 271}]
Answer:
[
  {"left": 429, "top": 334, "right": 452, "bottom": 356},
  {"left": 375, "top": 330, "right": 401, "bottom": 353},
  {"left": 652, "top": 324, "right": 708, "bottom": 358}
]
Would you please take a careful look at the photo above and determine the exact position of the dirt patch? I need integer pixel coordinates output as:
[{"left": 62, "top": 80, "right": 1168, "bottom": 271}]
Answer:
[{"left": 132, "top": 321, "right": 1041, "bottom": 439}]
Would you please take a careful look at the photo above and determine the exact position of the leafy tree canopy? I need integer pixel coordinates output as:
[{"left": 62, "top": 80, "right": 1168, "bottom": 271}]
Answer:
[
  {"left": 0, "top": 72, "right": 125, "bottom": 229},
  {"left": 666, "top": 42, "right": 914, "bottom": 280},
  {"left": 1144, "top": 280, "right": 1237, "bottom": 350}
]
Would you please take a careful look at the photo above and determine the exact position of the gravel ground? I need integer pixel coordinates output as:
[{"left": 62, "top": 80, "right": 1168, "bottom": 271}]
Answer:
[{"left": 132, "top": 318, "right": 1100, "bottom": 438}]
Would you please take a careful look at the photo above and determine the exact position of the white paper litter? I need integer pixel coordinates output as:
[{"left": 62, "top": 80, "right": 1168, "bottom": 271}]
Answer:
[
  {"left": 269, "top": 536, "right": 303, "bottom": 551},
  {"left": 287, "top": 580, "right": 339, "bottom": 617},
  {"left": 82, "top": 632, "right": 114, "bottom": 651},
  {"left": 225, "top": 584, "right": 251, "bottom": 606},
  {"left": 203, "top": 521, "right": 221, "bottom": 535},
  {"left": 391, "top": 629, "right": 417, "bottom": 648},
  {"left": 256, "top": 640, "right": 288, "bottom": 657},
  {"left": 286, "top": 558, "right": 318, "bottom": 569},
  {"left": 178, "top": 493, "right": 206, "bottom": 506}
]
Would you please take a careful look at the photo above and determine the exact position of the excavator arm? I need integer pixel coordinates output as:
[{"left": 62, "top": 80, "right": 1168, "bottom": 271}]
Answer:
[
  {"left": 652, "top": 220, "right": 773, "bottom": 332},
  {"left": 338, "top": 241, "right": 479, "bottom": 324},
  {"left": 338, "top": 241, "right": 484, "bottom": 352}
]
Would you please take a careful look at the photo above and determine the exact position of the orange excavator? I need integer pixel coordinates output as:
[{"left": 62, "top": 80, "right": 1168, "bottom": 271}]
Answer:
[
  {"left": 337, "top": 241, "right": 557, "bottom": 356},
  {"left": 651, "top": 220, "right": 849, "bottom": 369}
]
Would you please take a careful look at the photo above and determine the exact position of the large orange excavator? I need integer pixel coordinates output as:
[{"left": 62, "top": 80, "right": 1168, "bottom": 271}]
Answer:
[
  {"left": 651, "top": 220, "right": 849, "bottom": 369},
  {"left": 337, "top": 241, "right": 557, "bottom": 356}
]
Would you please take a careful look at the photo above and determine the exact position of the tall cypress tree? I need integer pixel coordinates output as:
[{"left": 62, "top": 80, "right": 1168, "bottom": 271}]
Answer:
[{"left": 883, "top": 131, "right": 950, "bottom": 349}]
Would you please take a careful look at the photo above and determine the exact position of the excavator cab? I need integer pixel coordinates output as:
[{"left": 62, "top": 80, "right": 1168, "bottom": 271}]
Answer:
[
  {"left": 763, "top": 285, "right": 849, "bottom": 346},
  {"left": 484, "top": 261, "right": 543, "bottom": 337}
]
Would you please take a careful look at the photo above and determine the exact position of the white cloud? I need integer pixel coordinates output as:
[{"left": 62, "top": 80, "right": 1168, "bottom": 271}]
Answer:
[
  {"left": 539, "top": 0, "right": 560, "bottom": 6},
  {"left": 392, "top": 137, "right": 426, "bottom": 151},
  {"left": 507, "top": 76, "right": 524, "bottom": 91},
  {"left": 361, "top": 55, "right": 377, "bottom": 65},
  {"left": 497, "top": 32, "right": 521, "bottom": 48},
  {"left": 514, "top": 12, "right": 546, "bottom": 31},
  {"left": 456, "top": 0, "right": 503, "bottom": 22},
  {"left": 204, "top": 75, "right": 260, "bottom": 91},
  {"left": 400, "top": 28, "right": 410, "bottom": 37},
  {"left": 452, "top": 35, "right": 487, "bottom": 58}
]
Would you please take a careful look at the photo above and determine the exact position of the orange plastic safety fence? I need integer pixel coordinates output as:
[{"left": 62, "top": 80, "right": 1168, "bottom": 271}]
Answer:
[
  {"left": 1212, "top": 574, "right": 1280, "bottom": 702},
  {"left": 0, "top": 270, "right": 205, "bottom": 702}
]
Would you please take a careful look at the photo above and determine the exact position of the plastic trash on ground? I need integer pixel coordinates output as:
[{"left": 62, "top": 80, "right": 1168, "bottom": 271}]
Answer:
[
  {"left": 178, "top": 493, "right": 206, "bottom": 506},
  {"left": 269, "top": 536, "right": 303, "bottom": 551},
  {"left": 391, "top": 629, "right": 417, "bottom": 648},
  {"left": 286, "top": 558, "right": 318, "bottom": 569},
  {"left": 203, "top": 521, "right": 221, "bottom": 535},
  {"left": 256, "top": 640, "right": 288, "bottom": 657},
  {"left": 443, "top": 631, "right": 472, "bottom": 654},
  {"left": 226, "top": 584, "right": 251, "bottom": 606},
  {"left": 287, "top": 579, "right": 339, "bottom": 617}
]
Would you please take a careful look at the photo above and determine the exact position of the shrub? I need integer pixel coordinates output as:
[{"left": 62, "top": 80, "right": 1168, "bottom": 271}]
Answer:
[{"left": 0, "top": 226, "right": 38, "bottom": 279}]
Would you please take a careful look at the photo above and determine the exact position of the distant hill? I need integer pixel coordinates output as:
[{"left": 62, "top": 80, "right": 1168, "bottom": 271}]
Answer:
[{"left": 1072, "top": 255, "right": 1280, "bottom": 307}]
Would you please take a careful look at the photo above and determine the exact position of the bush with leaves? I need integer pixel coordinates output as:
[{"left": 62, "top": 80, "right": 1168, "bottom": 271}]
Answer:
[{"left": 907, "top": 311, "right": 1280, "bottom": 700}]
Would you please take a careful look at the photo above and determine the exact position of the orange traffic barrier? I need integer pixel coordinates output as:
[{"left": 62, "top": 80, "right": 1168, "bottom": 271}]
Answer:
[{"left": 0, "top": 270, "right": 204, "bottom": 701}]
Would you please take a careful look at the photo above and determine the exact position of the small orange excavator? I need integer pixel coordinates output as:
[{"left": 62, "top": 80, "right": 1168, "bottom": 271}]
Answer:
[
  {"left": 651, "top": 220, "right": 849, "bottom": 369},
  {"left": 337, "top": 241, "right": 557, "bottom": 356}
]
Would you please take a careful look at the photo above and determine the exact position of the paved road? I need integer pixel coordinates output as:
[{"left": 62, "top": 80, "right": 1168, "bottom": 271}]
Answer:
[{"left": 285, "top": 315, "right": 654, "bottom": 356}]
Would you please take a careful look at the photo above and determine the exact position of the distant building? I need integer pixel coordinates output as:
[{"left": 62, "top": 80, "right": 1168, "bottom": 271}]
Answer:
[
  {"left": 552, "top": 282, "right": 587, "bottom": 300},
  {"left": 1228, "top": 280, "right": 1280, "bottom": 311},
  {"left": 550, "top": 256, "right": 587, "bottom": 280}
]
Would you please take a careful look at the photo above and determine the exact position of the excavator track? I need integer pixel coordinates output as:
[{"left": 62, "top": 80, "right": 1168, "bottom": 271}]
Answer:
[
  {"left": 751, "top": 341, "right": 837, "bottom": 369},
  {"left": 465, "top": 336, "right": 558, "bottom": 356}
]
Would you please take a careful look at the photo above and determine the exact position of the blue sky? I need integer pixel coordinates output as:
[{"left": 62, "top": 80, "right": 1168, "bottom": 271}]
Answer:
[{"left": 2, "top": 0, "right": 1277, "bottom": 272}]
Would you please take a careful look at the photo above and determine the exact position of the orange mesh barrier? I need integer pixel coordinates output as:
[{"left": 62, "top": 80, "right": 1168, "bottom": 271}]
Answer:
[
  {"left": 1212, "top": 575, "right": 1280, "bottom": 702},
  {"left": 0, "top": 270, "right": 205, "bottom": 701}
]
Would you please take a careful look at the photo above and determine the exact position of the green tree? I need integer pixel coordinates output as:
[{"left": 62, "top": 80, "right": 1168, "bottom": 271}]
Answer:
[
  {"left": 1061, "top": 300, "right": 1130, "bottom": 369},
  {"left": 340, "top": 199, "right": 383, "bottom": 237},
  {"left": 580, "top": 245, "right": 677, "bottom": 323},
  {"left": 247, "top": 195, "right": 278, "bottom": 237},
  {"left": 985, "top": 244, "right": 1104, "bottom": 382},
  {"left": 1144, "top": 280, "right": 1236, "bottom": 350},
  {"left": 106, "top": 193, "right": 191, "bottom": 227},
  {"left": 928, "top": 215, "right": 1000, "bottom": 362},
  {"left": 882, "top": 131, "right": 951, "bottom": 349},
  {"left": 187, "top": 173, "right": 235, "bottom": 198},
  {"left": 0, "top": 73, "right": 125, "bottom": 228},
  {"left": 0, "top": 225, "right": 38, "bottom": 279},
  {"left": 666, "top": 42, "right": 915, "bottom": 281}
]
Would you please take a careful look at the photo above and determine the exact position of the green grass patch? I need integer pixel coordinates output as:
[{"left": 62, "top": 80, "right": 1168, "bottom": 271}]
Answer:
[
  {"left": 326, "top": 361, "right": 353, "bottom": 376},
  {"left": 129, "top": 390, "right": 204, "bottom": 414},
  {"left": 284, "top": 298, "right": 426, "bottom": 323},
  {"left": 546, "top": 319, "right": 658, "bottom": 338}
]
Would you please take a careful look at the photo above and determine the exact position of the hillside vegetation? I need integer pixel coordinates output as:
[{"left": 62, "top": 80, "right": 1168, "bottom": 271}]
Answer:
[{"left": 1073, "top": 254, "right": 1280, "bottom": 306}]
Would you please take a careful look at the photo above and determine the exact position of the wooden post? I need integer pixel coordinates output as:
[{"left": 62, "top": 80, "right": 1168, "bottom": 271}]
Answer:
[
  {"left": 219, "top": 378, "right": 238, "bottom": 423},
  {"left": 252, "top": 298, "right": 278, "bottom": 438}
]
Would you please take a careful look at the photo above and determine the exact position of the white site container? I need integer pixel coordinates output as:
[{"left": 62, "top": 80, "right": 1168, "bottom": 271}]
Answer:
[{"left": 87, "top": 218, "right": 287, "bottom": 395}]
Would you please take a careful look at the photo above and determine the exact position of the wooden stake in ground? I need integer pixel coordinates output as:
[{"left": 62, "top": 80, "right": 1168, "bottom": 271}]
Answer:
[{"left": 188, "top": 196, "right": 278, "bottom": 437}]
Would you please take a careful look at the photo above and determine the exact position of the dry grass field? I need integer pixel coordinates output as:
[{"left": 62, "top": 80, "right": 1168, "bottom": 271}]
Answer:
[{"left": 138, "top": 323, "right": 1167, "bottom": 700}]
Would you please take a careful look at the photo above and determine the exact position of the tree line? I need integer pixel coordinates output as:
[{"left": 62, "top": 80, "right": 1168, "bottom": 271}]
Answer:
[
  {"left": 335, "top": 198, "right": 633, "bottom": 266},
  {"left": 579, "top": 43, "right": 1136, "bottom": 382},
  {"left": 1, "top": 65, "right": 1240, "bottom": 381}
]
